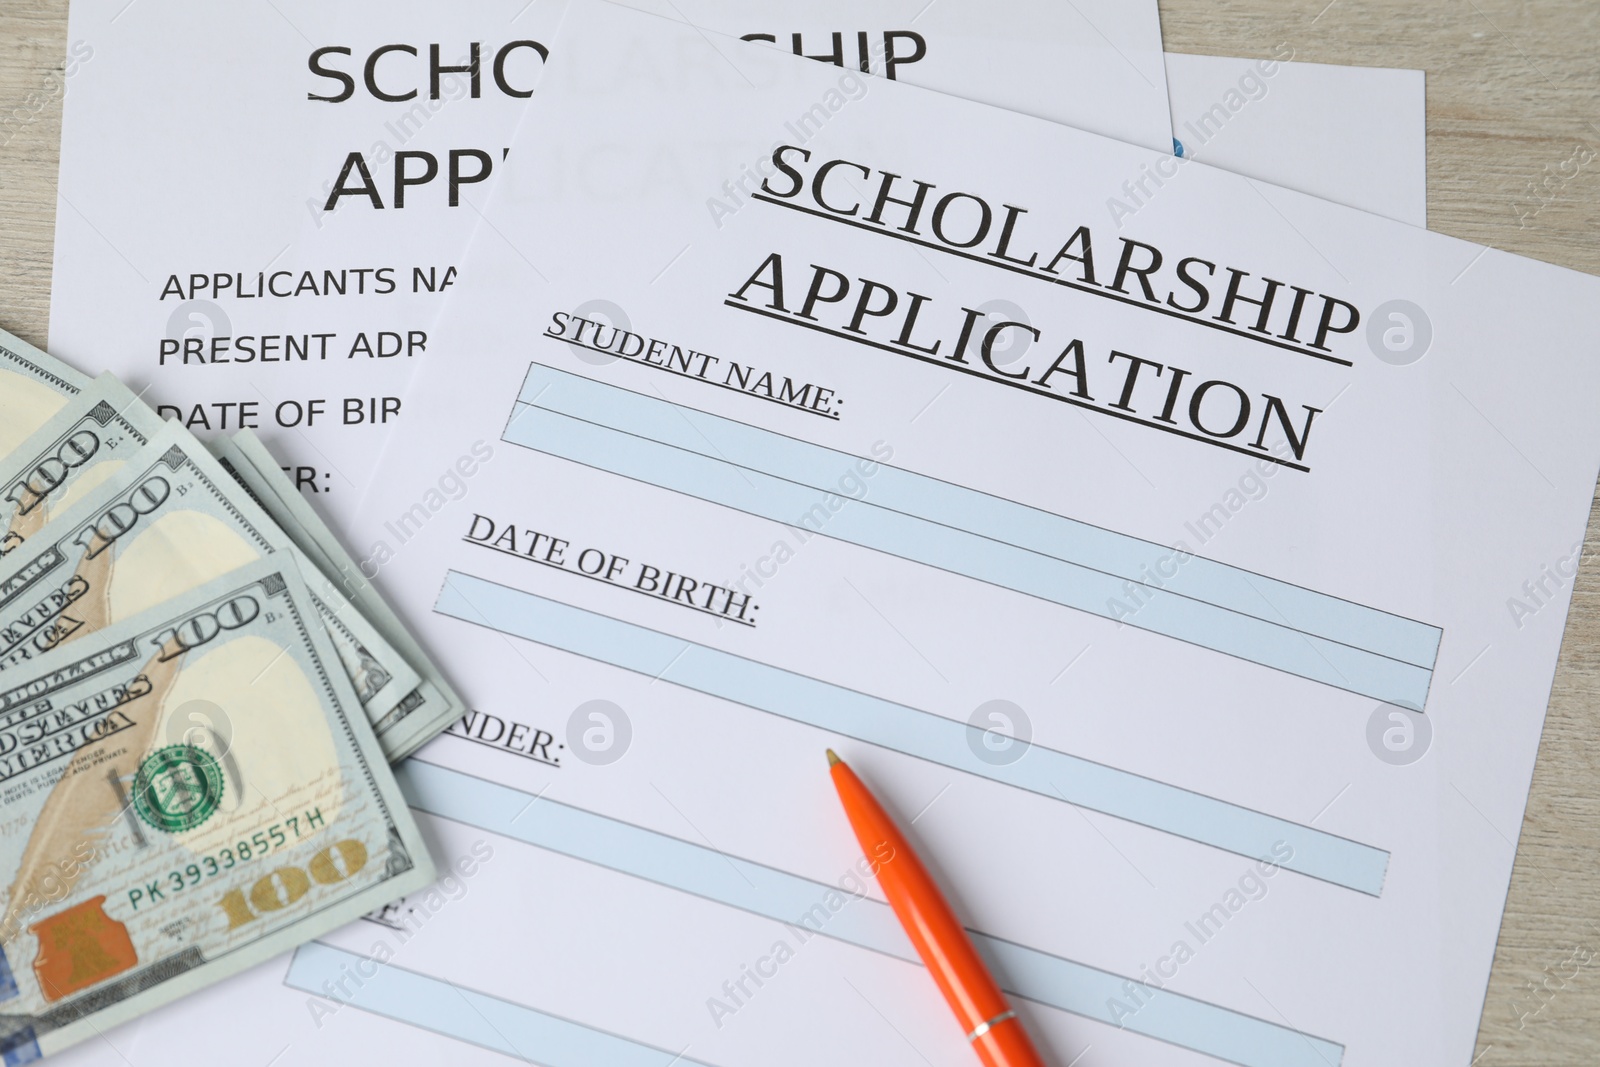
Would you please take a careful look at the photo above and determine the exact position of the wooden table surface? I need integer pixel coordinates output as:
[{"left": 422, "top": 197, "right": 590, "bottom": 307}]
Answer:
[{"left": 3, "top": 1, "right": 1598, "bottom": 1063}]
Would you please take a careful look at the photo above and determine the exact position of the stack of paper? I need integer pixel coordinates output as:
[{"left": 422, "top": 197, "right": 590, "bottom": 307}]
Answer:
[{"left": 14, "top": 1, "right": 1599, "bottom": 1065}]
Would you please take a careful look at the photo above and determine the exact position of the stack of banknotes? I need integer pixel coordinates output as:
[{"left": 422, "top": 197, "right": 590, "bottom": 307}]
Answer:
[{"left": 0, "top": 328, "right": 453, "bottom": 1058}]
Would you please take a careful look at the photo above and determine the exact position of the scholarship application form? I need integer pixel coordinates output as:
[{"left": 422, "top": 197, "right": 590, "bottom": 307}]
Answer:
[
  {"left": 345, "top": 3, "right": 1600, "bottom": 1066},
  {"left": 45, "top": 34, "right": 1440, "bottom": 1067},
  {"left": 45, "top": 0, "right": 1171, "bottom": 545}
]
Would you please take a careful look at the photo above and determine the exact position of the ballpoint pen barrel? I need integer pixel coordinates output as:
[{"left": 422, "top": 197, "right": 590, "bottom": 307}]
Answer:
[{"left": 830, "top": 756, "right": 1049, "bottom": 1067}]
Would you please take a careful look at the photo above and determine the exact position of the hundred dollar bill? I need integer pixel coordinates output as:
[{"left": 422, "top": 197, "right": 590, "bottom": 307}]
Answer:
[
  {"left": 0, "top": 556, "right": 434, "bottom": 1059},
  {"left": 212, "top": 430, "right": 466, "bottom": 760},
  {"left": 0, "top": 374, "right": 166, "bottom": 562},
  {"left": 0, "top": 422, "right": 424, "bottom": 755},
  {"left": 0, "top": 327, "right": 88, "bottom": 462}
]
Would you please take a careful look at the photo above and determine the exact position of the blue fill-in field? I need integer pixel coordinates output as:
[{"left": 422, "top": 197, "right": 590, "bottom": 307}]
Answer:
[
  {"left": 435, "top": 571, "right": 1389, "bottom": 896},
  {"left": 506, "top": 363, "right": 1440, "bottom": 708},
  {"left": 287, "top": 941, "right": 716, "bottom": 1067},
  {"left": 282, "top": 761, "right": 1347, "bottom": 1067}
]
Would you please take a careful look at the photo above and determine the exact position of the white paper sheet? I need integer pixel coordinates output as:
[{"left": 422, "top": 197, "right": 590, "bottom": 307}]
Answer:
[
  {"left": 43, "top": 11, "right": 1440, "bottom": 1067},
  {"left": 313, "top": 4, "right": 1598, "bottom": 1066},
  {"left": 1165, "top": 52, "right": 1427, "bottom": 227},
  {"left": 45, "top": 0, "right": 1171, "bottom": 543}
]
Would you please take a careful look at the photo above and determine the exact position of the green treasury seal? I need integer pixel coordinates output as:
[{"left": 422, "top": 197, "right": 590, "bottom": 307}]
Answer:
[{"left": 132, "top": 744, "right": 225, "bottom": 833}]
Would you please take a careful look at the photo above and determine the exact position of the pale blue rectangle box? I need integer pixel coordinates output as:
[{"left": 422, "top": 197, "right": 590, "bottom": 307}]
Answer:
[
  {"left": 507, "top": 364, "right": 1439, "bottom": 707},
  {"left": 435, "top": 572, "right": 1388, "bottom": 896},
  {"left": 282, "top": 761, "right": 1346, "bottom": 1067}
]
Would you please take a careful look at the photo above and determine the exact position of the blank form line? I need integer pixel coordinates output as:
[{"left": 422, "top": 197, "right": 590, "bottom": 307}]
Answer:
[
  {"left": 434, "top": 571, "right": 1392, "bottom": 895},
  {"left": 371, "top": 760, "right": 1346, "bottom": 1067}
]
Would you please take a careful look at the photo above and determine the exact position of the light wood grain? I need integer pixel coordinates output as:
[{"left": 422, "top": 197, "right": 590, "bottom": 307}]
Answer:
[{"left": 2, "top": 1, "right": 1598, "bottom": 1062}]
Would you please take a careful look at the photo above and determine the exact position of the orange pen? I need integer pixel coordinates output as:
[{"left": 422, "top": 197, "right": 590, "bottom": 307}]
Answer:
[{"left": 827, "top": 750, "right": 1049, "bottom": 1067}]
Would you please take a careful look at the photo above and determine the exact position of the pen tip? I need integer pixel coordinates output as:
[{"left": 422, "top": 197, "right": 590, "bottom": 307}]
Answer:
[{"left": 826, "top": 748, "right": 841, "bottom": 767}]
